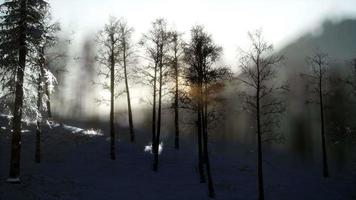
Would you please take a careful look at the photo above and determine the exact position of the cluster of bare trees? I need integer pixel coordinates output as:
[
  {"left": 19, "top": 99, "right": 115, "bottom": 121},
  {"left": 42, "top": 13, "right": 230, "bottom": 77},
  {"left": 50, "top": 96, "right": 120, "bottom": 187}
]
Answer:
[
  {"left": 95, "top": 17, "right": 137, "bottom": 160},
  {"left": 0, "top": 2, "right": 354, "bottom": 199},
  {"left": 94, "top": 20, "right": 355, "bottom": 199},
  {"left": 95, "top": 18, "right": 230, "bottom": 197},
  {"left": 139, "top": 19, "right": 173, "bottom": 171},
  {"left": 237, "top": 31, "right": 342, "bottom": 200}
]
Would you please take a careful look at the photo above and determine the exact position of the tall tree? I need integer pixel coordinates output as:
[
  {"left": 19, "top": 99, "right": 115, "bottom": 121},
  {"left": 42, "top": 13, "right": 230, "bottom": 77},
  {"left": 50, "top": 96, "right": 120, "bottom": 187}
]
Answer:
[
  {"left": 168, "top": 31, "right": 184, "bottom": 149},
  {"left": 302, "top": 50, "right": 330, "bottom": 178},
  {"left": 0, "top": 0, "right": 49, "bottom": 182},
  {"left": 117, "top": 19, "right": 136, "bottom": 143},
  {"left": 184, "top": 25, "right": 225, "bottom": 198},
  {"left": 96, "top": 17, "right": 122, "bottom": 160},
  {"left": 140, "top": 18, "right": 171, "bottom": 171},
  {"left": 237, "top": 30, "right": 285, "bottom": 200}
]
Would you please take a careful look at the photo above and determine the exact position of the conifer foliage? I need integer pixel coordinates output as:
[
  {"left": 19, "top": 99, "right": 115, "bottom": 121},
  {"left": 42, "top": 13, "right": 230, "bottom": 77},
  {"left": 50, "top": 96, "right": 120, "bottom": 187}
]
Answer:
[{"left": 0, "top": 0, "right": 51, "bottom": 182}]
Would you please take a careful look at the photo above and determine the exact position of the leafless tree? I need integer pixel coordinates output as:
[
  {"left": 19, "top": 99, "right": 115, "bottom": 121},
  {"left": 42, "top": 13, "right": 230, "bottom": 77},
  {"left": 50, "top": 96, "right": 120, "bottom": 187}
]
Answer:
[
  {"left": 117, "top": 19, "right": 136, "bottom": 143},
  {"left": 167, "top": 31, "right": 184, "bottom": 149},
  {"left": 237, "top": 30, "right": 285, "bottom": 200},
  {"left": 140, "top": 18, "right": 172, "bottom": 171},
  {"left": 184, "top": 25, "right": 228, "bottom": 198},
  {"left": 302, "top": 50, "right": 330, "bottom": 178},
  {"left": 95, "top": 17, "right": 123, "bottom": 160}
]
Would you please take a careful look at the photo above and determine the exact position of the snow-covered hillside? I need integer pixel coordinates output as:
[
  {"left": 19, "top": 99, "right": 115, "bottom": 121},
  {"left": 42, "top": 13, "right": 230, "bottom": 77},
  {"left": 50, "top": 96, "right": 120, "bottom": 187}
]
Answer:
[{"left": 0, "top": 115, "right": 355, "bottom": 200}]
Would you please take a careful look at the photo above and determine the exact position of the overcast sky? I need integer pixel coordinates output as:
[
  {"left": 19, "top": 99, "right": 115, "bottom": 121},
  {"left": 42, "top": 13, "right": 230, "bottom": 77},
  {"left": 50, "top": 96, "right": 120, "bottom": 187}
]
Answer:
[
  {"left": 24, "top": 0, "right": 356, "bottom": 116},
  {"left": 50, "top": 0, "right": 356, "bottom": 64}
]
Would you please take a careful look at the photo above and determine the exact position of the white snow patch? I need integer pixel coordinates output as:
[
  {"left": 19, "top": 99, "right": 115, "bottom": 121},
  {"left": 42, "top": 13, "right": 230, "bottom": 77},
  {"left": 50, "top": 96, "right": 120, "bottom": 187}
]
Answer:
[
  {"left": 83, "top": 129, "right": 103, "bottom": 136},
  {"left": 0, "top": 114, "right": 12, "bottom": 120},
  {"left": 6, "top": 177, "right": 20, "bottom": 183},
  {"left": 45, "top": 69, "right": 58, "bottom": 94},
  {"left": 24, "top": 119, "right": 35, "bottom": 125},
  {"left": 46, "top": 120, "right": 60, "bottom": 129},
  {"left": 62, "top": 125, "right": 102, "bottom": 137},
  {"left": 10, "top": 129, "right": 30, "bottom": 133},
  {"left": 144, "top": 142, "right": 163, "bottom": 155},
  {"left": 63, "top": 125, "right": 84, "bottom": 134}
]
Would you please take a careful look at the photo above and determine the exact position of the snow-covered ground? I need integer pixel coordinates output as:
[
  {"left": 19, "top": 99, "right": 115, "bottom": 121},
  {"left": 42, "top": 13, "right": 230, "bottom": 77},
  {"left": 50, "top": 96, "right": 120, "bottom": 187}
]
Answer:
[{"left": 0, "top": 115, "right": 355, "bottom": 200}]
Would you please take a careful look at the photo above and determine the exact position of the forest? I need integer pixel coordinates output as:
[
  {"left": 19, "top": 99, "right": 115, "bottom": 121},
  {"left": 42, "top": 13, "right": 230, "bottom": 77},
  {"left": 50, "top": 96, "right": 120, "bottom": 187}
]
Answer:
[{"left": 0, "top": 0, "right": 356, "bottom": 200}]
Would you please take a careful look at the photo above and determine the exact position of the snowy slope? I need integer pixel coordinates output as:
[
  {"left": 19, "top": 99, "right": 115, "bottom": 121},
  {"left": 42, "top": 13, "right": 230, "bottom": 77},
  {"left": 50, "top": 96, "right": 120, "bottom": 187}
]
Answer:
[{"left": 0, "top": 115, "right": 355, "bottom": 200}]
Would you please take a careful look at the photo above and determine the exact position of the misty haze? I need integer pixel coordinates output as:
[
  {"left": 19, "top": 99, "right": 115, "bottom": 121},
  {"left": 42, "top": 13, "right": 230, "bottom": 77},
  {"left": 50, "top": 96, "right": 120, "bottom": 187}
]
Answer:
[{"left": 0, "top": 0, "right": 356, "bottom": 200}]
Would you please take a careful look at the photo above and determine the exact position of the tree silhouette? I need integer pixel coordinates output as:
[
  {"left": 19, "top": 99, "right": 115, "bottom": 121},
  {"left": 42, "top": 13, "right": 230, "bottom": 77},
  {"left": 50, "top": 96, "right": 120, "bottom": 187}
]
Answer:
[
  {"left": 140, "top": 18, "right": 171, "bottom": 171},
  {"left": 168, "top": 31, "right": 184, "bottom": 149},
  {"left": 117, "top": 19, "right": 136, "bottom": 143},
  {"left": 95, "top": 17, "right": 123, "bottom": 160},
  {"left": 184, "top": 25, "right": 228, "bottom": 198},
  {"left": 302, "top": 50, "right": 330, "bottom": 178},
  {"left": 237, "top": 30, "right": 285, "bottom": 200}
]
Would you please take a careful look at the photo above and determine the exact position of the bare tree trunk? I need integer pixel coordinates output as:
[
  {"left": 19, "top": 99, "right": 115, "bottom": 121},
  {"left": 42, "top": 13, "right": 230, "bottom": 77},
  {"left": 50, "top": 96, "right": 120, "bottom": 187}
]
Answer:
[
  {"left": 40, "top": 47, "right": 52, "bottom": 119},
  {"left": 197, "top": 82, "right": 206, "bottom": 183},
  {"left": 39, "top": 55, "right": 52, "bottom": 119},
  {"left": 202, "top": 117, "right": 215, "bottom": 198},
  {"left": 173, "top": 51, "right": 180, "bottom": 149},
  {"left": 203, "top": 87, "right": 208, "bottom": 140},
  {"left": 153, "top": 52, "right": 163, "bottom": 171},
  {"left": 257, "top": 105, "right": 264, "bottom": 200},
  {"left": 8, "top": 0, "right": 27, "bottom": 182},
  {"left": 319, "top": 66, "right": 329, "bottom": 178},
  {"left": 123, "top": 43, "right": 135, "bottom": 143},
  {"left": 110, "top": 42, "right": 116, "bottom": 160},
  {"left": 35, "top": 72, "right": 42, "bottom": 163},
  {"left": 151, "top": 61, "right": 158, "bottom": 154},
  {"left": 256, "top": 62, "right": 264, "bottom": 200},
  {"left": 35, "top": 48, "right": 45, "bottom": 163},
  {"left": 202, "top": 87, "right": 215, "bottom": 198},
  {"left": 197, "top": 105, "right": 206, "bottom": 183},
  {"left": 45, "top": 82, "right": 52, "bottom": 119}
]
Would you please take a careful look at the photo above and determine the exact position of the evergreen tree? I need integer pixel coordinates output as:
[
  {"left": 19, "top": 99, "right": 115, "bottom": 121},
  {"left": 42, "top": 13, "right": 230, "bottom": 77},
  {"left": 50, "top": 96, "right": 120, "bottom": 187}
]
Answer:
[{"left": 0, "top": 0, "right": 50, "bottom": 183}]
